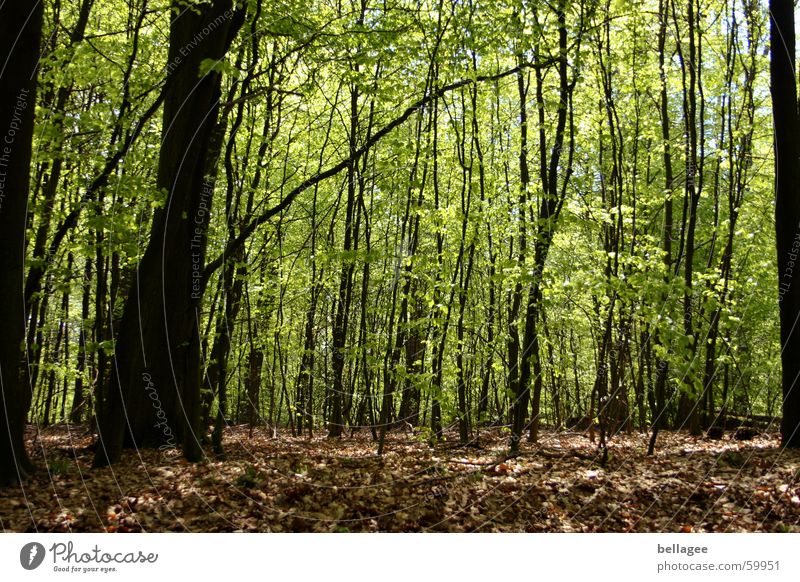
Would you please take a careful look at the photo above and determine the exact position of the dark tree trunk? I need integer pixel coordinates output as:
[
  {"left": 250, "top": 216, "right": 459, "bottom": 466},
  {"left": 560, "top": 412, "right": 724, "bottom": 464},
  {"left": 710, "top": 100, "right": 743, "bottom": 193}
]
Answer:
[
  {"left": 94, "top": 0, "right": 244, "bottom": 466},
  {"left": 507, "top": 52, "right": 529, "bottom": 451},
  {"left": 208, "top": 255, "right": 244, "bottom": 456},
  {"left": 0, "top": 0, "right": 43, "bottom": 485},
  {"left": 22, "top": 0, "right": 93, "bottom": 368},
  {"left": 478, "top": 228, "right": 497, "bottom": 424},
  {"left": 246, "top": 347, "right": 264, "bottom": 429},
  {"left": 71, "top": 257, "right": 93, "bottom": 424},
  {"left": 648, "top": 0, "right": 675, "bottom": 455},
  {"left": 328, "top": 147, "right": 357, "bottom": 437},
  {"left": 677, "top": 0, "right": 703, "bottom": 437},
  {"left": 512, "top": 0, "right": 573, "bottom": 450},
  {"left": 43, "top": 279, "right": 70, "bottom": 426},
  {"left": 59, "top": 252, "right": 73, "bottom": 422},
  {"left": 770, "top": 0, "right": 800, "bottom": 447}
]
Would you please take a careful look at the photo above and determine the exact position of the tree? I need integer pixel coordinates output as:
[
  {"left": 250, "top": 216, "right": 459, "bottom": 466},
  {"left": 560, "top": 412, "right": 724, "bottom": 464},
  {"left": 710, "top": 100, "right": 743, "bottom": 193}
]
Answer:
[
  {"left": 94, "top": 0, "right": 245, "bottom": 466},
  {"left": 0, "top": 0, "right": 44, "bottom": 485},
  {"left": 510, "top": 0, "right": 580, "bottom": 451},
  {"left": 0, "top": 0, "right": 782, "bottom": 478},
  {"left": 770, "top": 0, "right": 800, "bottom": 448}
]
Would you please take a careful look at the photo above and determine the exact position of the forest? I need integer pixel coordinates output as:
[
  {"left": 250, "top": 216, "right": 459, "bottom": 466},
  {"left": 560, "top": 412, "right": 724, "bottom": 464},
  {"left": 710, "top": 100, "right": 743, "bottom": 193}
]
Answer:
[{"left": 1, "top": 0, "right": 800, "bottom": 533}]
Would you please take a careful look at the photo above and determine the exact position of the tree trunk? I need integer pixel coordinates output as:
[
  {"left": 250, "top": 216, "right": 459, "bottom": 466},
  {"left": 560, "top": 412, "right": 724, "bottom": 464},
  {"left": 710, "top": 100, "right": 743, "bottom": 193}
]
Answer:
[
  {"left": 71, "top": 258, "right": 93, "bottom": 423},
  {"left": 0, "top": 0, "right": 43, "bottom": 485},
  {"left": 770, "top": 0, "right": 800, "bottom": 447},
  {"left": 648, "top": 0, "right": 675, "bottom": 455},
  {"left": 94, "top": 0, "right": 244, "bottom": 466},
  {"left": 512, "top": 0, "right": 573, "bottom": 450}
]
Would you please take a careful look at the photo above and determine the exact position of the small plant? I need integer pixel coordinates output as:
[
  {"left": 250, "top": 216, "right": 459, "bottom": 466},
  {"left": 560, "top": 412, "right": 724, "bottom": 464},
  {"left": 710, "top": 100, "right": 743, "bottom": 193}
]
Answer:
[
  {"left": 719, "top": 451, "right": 746, "bottom": 468},
  {"left": 412, "top": 425, "right": 434, "bottom": 444},
  {"left": 236, "top": 464, "right": 264, "bottom": 488},
  {"left": 47, "top": 457, "right": 71, "bottom": 476},
  {"left": 467, "top": 470, "right": 485, "bottom": 483}
]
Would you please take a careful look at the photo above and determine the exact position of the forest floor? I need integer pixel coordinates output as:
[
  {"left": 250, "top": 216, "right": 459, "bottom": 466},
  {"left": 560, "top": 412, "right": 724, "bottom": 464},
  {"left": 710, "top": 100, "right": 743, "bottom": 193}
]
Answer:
[{"left": 2, "top": 424, "right": 800, "bottom": 532}]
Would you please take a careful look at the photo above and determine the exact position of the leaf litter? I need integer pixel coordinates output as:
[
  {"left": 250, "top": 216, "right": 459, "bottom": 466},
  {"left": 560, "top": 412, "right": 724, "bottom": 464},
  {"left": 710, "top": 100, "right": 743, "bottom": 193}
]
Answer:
[{"left": 2, "top": 425, "right": 800, "bottom": 533}]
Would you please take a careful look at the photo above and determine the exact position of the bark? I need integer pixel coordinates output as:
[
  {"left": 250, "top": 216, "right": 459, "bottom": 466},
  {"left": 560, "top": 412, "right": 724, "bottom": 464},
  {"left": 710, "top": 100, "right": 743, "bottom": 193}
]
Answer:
[
  {"left": 0, "top": 0, "right": 43, "bottom": 485},
  {"left": 507, "top": 53, "right": 528, "bottom": 451},
  {"left": 71, "top": 258, "right": 93, "bottom": 423},
  {"left": 770, "top": 0, "right": 800, "bottom": 447},
  {"left": 94, "top": 0, "right": 244, "bottom": 466},
  {"left": 328, "top": 101, "right": 359, "bottom": 436},
  {"left": 22, "top": 0, "right": 93, "bottom": 373},
  {"left": 648, "top": 0, "right": 676, "bottom": 455},
  {"left": 513, "top": 0, "right": 575, "bottom": 450}
]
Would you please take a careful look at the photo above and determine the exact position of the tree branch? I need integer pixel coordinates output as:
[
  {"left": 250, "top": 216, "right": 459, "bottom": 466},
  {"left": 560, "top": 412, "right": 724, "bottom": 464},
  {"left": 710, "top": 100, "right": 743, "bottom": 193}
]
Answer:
[{"left": 203, "top": 58, "right": 558, "bottom": 281}]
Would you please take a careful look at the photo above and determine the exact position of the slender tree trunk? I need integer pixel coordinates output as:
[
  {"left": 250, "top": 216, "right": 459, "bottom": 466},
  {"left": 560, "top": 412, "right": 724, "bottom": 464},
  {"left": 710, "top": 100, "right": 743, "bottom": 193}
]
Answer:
[
  {"left": 513, "top": 0, "right": 574, "bottom": 450},
  {"left": 678, "top": 0, "right": 703, "bottom": 437},
  {"left": 71, "top": 258, "right": 93, "bottom": 423},
  {"left": 648, "top": 0, "right": 676, "bottom": 455},
  {"left": 22, "top": 0, "right": 93, "bottom": 355},
  {"left": 44, "top": 268, "right": 71, "bottom": 425},
  {"left": 507, "top": 52, "right": 529, "bottom": 452}
]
